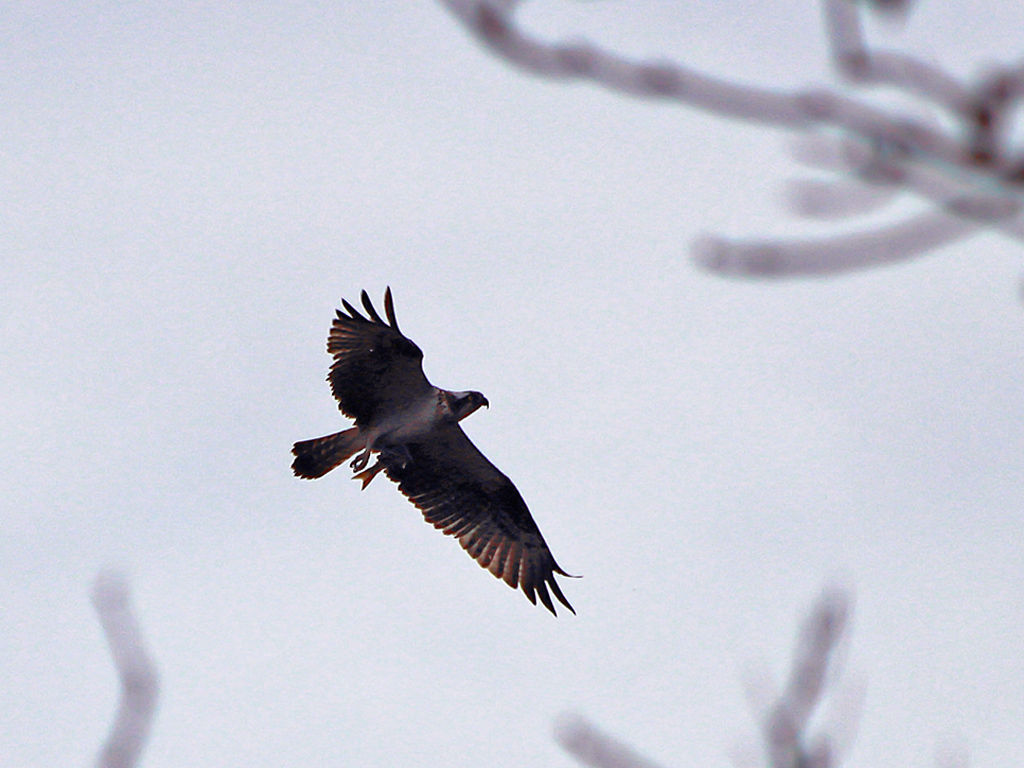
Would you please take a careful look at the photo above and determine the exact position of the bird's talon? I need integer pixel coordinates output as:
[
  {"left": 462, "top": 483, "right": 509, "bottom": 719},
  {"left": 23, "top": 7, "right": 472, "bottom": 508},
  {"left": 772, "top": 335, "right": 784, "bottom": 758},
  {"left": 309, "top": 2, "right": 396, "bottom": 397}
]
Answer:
[{"left": 354, "top": 460, "right": 385, "bottom": 489}]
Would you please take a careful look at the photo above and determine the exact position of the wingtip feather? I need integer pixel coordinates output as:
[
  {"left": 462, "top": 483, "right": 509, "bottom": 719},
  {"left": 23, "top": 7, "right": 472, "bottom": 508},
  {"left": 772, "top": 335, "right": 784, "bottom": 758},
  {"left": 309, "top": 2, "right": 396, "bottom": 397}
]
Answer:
[
  {"left": 548, "top": 577, "right": 575, "bottom": 615},
  {"left": 341, "top": 298, "right": 366, "bottom": 322},
  {"left": 360, "top": 289, "right": 386, "bottom": 324},
  {"left": 535, "top": 580, "right": 557, "bottom": 615},
  {"left": 384, "top": 286, "right": 401, "bottom": 332}
]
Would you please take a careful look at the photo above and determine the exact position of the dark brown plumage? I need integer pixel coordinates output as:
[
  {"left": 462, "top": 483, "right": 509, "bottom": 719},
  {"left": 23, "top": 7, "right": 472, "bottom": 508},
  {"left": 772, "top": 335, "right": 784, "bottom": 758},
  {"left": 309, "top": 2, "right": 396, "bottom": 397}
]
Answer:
[{"left": 292, "top": 288, "right": 574, "bottom": 615}]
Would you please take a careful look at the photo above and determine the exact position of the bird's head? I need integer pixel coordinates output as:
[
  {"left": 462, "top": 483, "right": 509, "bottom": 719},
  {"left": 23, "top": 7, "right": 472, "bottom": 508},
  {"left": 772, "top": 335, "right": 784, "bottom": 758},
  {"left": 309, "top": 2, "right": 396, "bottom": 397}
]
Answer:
[{"left": 448, "top": 390, "right": 489, "bottom": 422}]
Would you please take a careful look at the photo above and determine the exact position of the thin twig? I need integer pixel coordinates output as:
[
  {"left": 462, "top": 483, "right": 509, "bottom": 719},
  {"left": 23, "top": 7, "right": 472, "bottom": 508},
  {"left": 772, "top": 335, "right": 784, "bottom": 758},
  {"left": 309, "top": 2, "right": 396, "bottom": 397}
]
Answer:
[
  {"left": 92, "top": 572, "right": 160, "bottom": 768},
  {"left": 555, "top": 716, "right": 668, "bottom": 768},
  {"left": 762, "top": 589, "right": 850, "bottom": 768}
]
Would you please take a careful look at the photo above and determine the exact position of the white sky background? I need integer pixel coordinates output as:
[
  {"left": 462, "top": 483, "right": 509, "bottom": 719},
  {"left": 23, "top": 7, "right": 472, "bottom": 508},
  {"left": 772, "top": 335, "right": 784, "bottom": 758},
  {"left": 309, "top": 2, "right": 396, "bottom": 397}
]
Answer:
[{"left": 2, "top": 1, "right": 1023, "bottom": 766}]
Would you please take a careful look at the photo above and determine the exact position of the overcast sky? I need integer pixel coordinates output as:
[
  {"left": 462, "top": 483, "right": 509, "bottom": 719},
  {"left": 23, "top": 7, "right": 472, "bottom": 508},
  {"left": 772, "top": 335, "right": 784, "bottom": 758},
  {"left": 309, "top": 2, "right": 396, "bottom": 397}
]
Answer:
[{"left": 3, "top": 2, "right": 1022, "bottom": 767}]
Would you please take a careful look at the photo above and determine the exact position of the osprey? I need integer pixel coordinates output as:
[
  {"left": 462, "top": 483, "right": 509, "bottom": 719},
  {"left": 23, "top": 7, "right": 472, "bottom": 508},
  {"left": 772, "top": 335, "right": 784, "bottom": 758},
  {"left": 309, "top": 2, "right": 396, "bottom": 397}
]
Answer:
[{"left": 292, "top": 288, "right": 574, "bottom": 615}]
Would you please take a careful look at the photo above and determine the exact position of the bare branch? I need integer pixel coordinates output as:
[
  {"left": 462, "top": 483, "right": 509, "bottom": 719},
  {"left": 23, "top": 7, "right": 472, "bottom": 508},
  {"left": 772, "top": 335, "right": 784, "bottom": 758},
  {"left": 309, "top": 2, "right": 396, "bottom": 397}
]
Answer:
[
  {"left": 823, "top": 0, "right": 969, "bottom": 109},
  {"left": 441, "top": 1, "right": 823, "bottom": 127},
  {"left": 693, "top": 211, "right": 976, "bottom": 277},
  {"left": 438, "top": 0, "right": 1024, "bottom": 281},
  {"left": 785, "top": 178, "right": 897, "bottom": 219},
  {"left": 92, "top": 572, "right": 159, "bottom": 768},
  {"left": 762, "top": 588, "right": 850, "bottom": 768},
  {"left": 555, "top": 716, "right": 668, "bottom": 768},
  {"left": 556, "top": 589, "right": 855, "bottom": 768}
]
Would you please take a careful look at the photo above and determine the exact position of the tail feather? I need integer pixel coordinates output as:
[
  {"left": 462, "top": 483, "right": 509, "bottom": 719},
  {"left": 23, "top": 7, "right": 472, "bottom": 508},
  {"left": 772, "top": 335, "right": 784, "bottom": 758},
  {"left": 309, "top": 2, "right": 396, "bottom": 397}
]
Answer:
[{"left": 292, "top": 428, "right": 364, "bottom": 479}]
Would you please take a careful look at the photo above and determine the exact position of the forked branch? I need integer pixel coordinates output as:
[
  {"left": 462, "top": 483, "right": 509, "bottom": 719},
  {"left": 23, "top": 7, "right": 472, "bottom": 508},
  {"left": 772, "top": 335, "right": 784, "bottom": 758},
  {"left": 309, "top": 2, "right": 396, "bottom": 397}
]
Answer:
[
  {"left": 440, "top": 0, "right": 1024, "bottom": 278},
  {"left": 556, "top": 589, "right": 854, "bottom": 768}
]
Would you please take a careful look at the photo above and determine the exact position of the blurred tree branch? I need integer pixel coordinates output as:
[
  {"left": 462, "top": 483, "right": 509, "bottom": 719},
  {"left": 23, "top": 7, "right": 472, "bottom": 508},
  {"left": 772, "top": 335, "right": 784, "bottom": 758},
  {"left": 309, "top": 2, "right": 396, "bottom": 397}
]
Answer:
[
  {"left": 556, "top": 589, "right": 853, "bottom": 768},
  {"left": 439, "top": 0, "right": 1024, "bottom": 280},
  {"left": 92, "top": 572, "right": 159, "bottom": 768},
  {"left": 761, "top": 588, "right": 849, "bottom": 768},
  {"left": 556, "top": 716, "right": 669, "bottom": 768}
]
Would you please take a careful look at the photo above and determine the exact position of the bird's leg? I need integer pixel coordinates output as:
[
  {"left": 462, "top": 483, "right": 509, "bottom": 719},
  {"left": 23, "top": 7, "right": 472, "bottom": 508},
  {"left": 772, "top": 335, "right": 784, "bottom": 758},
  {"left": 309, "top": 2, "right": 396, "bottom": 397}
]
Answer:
[
  {"left": 353, "top": 460, "right": 385, "bottom": 489},
  {"left": 350, "top": 443, "right": 410, "bottom": 489},
  {"left": 349, "top": 446, "right": 372, "bottom": 472}
]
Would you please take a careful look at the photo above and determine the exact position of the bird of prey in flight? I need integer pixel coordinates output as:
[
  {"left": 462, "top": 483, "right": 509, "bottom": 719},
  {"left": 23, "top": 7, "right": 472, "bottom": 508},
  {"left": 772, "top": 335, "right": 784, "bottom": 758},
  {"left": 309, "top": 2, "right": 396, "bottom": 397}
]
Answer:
[{"left": 292, "top": 288, "right": 574, "bottom": 615}]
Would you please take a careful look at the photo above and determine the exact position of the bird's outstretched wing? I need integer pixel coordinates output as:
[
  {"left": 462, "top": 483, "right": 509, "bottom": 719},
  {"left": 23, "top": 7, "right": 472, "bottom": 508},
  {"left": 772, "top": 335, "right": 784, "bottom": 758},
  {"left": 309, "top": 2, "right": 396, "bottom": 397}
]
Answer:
[
  {"left": 382, "top": 423, "right": 575, "bottom": 615},
  {"left": 328, "top": 288, "right": 433, "bottom": 425}
]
